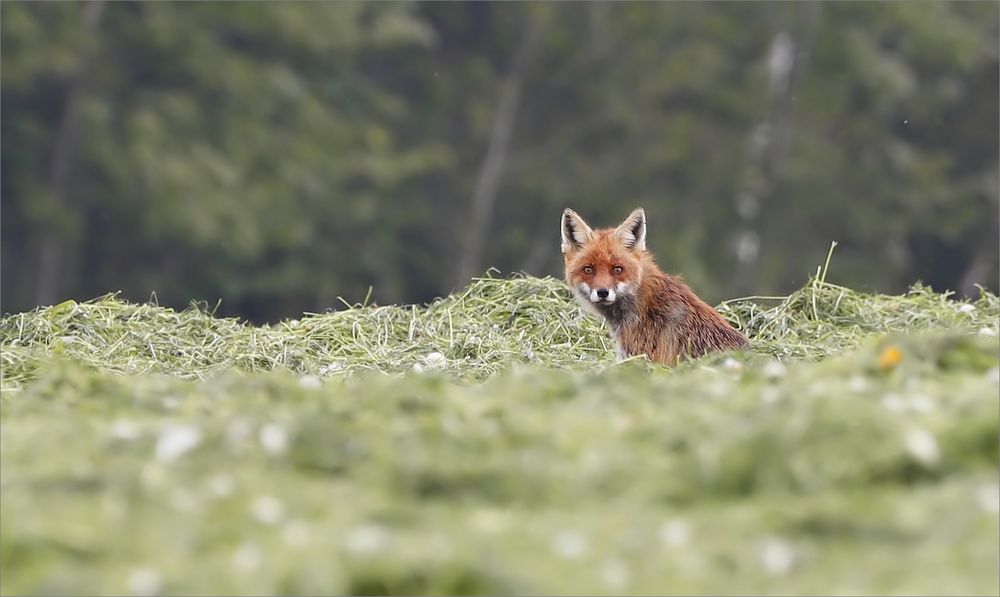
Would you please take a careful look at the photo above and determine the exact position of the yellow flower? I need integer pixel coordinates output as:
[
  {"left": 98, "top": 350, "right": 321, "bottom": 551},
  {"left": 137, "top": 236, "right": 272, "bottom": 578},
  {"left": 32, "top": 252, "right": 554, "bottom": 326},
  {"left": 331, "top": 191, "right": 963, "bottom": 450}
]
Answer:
[{"left": 877, "top": 345, "right": 903, "bottom": 371}]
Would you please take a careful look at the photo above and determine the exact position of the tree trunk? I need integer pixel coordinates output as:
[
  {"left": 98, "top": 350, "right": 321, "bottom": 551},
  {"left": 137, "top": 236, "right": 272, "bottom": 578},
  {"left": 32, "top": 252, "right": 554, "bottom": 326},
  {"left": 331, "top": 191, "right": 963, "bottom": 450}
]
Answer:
[
  {"left": 453, "top": 19, "right": 543, "bottom": 290},
  {"left": 35, "top": 0, "right": 105, "bottom": 306},
  {"left": 731, "top": 1, "right": 820, "bottom": 295},
  {"left": 958, "top": 224, "right": 999, "bottom": 298}
]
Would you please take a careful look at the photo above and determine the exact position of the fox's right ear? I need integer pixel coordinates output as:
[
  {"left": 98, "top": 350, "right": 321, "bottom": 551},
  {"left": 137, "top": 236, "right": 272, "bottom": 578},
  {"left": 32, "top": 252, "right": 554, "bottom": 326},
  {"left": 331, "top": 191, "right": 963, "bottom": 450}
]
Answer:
[
  {"left": 561, "top": 208, "right": 594, "bottom": 253},
  {"left": 615, "top": 207, "right": 646, "bottom": 251}
]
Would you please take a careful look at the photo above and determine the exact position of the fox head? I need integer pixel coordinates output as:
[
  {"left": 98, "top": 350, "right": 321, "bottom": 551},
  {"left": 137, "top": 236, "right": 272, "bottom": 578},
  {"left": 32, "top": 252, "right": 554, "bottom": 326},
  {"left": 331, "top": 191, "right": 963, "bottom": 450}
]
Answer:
[{"left": 561, "top": 207, "right": 647, "bottom": 310}]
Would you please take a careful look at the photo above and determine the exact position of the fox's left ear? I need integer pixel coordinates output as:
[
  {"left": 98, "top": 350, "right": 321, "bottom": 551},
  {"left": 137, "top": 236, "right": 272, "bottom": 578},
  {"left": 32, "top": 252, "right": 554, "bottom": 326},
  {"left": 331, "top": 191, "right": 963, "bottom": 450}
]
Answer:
[
  {"left": 615, "top": 207, "right": 646, "bottom": 251},
  {"left": 561, "top": 208, "right": 594, "bottom": 253}
]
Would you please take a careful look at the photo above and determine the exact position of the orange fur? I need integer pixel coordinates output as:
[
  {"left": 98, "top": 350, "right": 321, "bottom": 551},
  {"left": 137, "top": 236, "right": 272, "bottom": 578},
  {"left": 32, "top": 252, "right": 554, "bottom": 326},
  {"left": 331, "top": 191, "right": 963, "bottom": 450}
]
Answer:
[{"left": 562, "top": 207, "right": 748, "bottom": 366}]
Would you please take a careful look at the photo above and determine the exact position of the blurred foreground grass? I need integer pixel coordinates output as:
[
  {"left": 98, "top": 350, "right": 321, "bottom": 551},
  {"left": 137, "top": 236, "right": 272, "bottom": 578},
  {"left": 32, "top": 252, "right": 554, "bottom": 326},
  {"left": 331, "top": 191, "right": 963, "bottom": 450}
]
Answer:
[{"left": 1, "top": 274, "right": 998, "bottom": 595}]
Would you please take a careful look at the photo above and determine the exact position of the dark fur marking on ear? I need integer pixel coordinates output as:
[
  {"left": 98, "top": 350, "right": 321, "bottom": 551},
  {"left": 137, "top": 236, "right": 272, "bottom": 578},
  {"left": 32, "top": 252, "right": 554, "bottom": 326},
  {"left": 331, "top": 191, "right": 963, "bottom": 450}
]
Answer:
[
  {"left": 617, "top": 209, "right": 646, "bottom": 250},
  {"left": 629, "top": 219, "right": 643, "bottom": 239},
  {"left": 563, "top": 214, "right": 580, "bottom": 247}
]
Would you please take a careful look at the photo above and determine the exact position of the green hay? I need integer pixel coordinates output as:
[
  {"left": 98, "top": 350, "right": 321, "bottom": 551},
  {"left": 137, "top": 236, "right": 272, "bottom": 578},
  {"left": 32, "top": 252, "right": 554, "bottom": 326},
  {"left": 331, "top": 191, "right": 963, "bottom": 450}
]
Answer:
[
  {"left": 2, "top": 271, "right": 997, "bottom": 390},
  {"left": 1, "top": 274, "right": 609, "bottom": 390}
]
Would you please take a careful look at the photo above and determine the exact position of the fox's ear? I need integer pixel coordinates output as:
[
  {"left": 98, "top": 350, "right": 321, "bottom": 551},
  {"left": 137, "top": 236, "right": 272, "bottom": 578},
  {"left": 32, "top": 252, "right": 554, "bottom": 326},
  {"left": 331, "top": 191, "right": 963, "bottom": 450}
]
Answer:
[
  {"left": 561, "top": 208, "right": 594, "bottom": 253},
  {"left": 615, "top": 208, "right": 646, "bottom": 251}
]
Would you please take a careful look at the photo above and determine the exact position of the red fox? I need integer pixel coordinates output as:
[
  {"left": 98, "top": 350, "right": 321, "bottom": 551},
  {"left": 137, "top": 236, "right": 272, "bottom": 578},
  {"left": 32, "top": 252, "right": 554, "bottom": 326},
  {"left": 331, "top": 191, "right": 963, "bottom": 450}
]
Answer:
[{"left": 561, "top": 207, "right": 749, "bottom": 365}]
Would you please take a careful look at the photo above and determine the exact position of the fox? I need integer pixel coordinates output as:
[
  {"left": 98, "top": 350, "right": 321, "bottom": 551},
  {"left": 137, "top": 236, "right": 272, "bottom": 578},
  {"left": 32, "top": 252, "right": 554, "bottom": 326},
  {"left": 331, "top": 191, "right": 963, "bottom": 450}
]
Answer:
[{"left": 561, "top": 207, "right": 749, "bottom": 366}]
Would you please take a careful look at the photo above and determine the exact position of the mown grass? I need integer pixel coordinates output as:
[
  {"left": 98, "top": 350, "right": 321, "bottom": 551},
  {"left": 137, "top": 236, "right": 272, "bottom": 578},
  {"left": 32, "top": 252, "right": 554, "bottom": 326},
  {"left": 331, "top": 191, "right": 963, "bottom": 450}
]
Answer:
[
  {"left": 1, "top": 272, "right": 998, "bottom": 595},
  {"left": 2, "top": 270, "right": 997, "bottom": 388}
]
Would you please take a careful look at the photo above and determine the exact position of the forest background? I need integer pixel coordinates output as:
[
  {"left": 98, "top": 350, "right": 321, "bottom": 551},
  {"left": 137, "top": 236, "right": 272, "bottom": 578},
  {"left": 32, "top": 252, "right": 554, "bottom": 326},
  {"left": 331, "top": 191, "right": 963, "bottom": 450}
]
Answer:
[{"left": 3, "top": 1, "right": 998, "bottom": 323}]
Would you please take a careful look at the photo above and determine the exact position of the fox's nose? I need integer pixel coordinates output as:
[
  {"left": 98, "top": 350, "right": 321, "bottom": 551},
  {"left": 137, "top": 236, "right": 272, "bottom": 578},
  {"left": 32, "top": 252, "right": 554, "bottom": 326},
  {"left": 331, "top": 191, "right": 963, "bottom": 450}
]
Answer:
[{"left": 596, "top": 288, "right": 610, "bottom": 299}]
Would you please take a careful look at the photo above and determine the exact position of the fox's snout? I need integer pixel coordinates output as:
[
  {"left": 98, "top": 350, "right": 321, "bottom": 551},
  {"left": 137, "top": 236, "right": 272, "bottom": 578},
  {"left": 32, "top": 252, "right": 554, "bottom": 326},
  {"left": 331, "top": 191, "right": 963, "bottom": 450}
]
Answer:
[{"left": 579, "top": 283, "right": 616, "bottom": 304}]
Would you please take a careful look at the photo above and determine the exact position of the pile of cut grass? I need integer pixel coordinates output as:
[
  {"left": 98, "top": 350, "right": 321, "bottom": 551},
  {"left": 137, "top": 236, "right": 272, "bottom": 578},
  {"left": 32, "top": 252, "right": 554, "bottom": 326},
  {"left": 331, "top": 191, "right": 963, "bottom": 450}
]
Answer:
[
  {"left": 2, "top": 271, "right": 997, "bottom": 390},
  {"left": 721, "top": 278, "right": 999, "bottom": 359},
  {"left": 0, "top": 274, "right": 609, "bottom": 389}
]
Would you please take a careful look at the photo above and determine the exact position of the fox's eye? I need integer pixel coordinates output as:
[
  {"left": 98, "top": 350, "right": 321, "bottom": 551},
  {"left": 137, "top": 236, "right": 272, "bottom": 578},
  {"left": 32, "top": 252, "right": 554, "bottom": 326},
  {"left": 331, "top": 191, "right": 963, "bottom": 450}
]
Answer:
[
  {"left": 612, "top": 266, "right": 624, "bottom": 274},
  {"left": 583, "top": 266, "right": 594, "bottom": 275}
]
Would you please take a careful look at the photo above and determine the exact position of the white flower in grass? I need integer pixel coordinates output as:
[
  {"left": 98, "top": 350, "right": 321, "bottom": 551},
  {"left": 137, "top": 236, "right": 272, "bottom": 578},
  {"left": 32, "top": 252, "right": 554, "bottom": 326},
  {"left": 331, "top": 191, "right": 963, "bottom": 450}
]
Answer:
[
  {"left": 708, "top": 379, "right": 730, "bottom": 398},
  {"left": 111, "top": 419, "right": 141, "bottom": 440},
  {"left": 169, "top": 489, "right": 198, "bottom": 512},
  {"left": 975, "top": 485, "right": 999, "bottom": 514},
  {"left": 760, "top": 387, "right": 782, "bottom": 404},
  {"left": 209, "top": 474, "right": 235, "bottom": 497},
  {"left": 759, "top": 537, "right": 795, "bottom": 576},
  {"left": 979, "top": 327, "right": 997, "bottom": 336},
  {"left": 225, "top": 418, "right": 253, "bottom": 447},
  {"left": 140, "top": 463, "right": 167, "bottom": 489},
  {"left": 908, "top": 393, "right": 934, "bottom": 414},
  {"left": 721, "top": 357, "right": 743, "bottom": 374},
  {"left": 611, "top": 413, "right": 633, "bottom": 432},
  {"left": 660, "top": 519, "right": 690, "bottom": 547},
  {"left": 806, "top": 380, "right": 831, "bottom": 397},
  {"left": 259, "top": 423, "right": 288, "bottom": 455},
  {"left": 251, "top": 495, "right": 285, "bottom": 525},
  {"left": 905, "top": 427, "right": 941, "bottom": 467},
  {"left": 424, "top": 352, "right": 448, "bottom": 370},
  {"left": 344, "top": 525, "right": 389, "bottom": 554},
  {"left": 847, "top": 375, "right": 870, "bottom": 394},
  {"left": 283, "top": 520, "right": 311, "bottom": 546},
  {"left": 957, "top": 303, "right": 976, "bottom": 314},
  {"left": 155, "top": 424, "right": 201, "bottom": 463},
  {"left": 319, "top": 362, "right": 343, "bottom": 375},
  {"left": 600, "top": 559, "right": 631, "bottom": 590},
  {"left": 232, "top": 542, "right": 263, "bottom": 571},
  {"left": 126, "top": 566, "right": 162, "bottom": 596},
  {"left": 160, "top": 396, "right": 181, "bottom": 410},
  {"left": 298, "top": 374, "right": 321, "bottom": 389},
  {"left": 425, "top": 532, "right": 453, "bottom": 559},
  {"left": 881, "top": 393, "right": 906, "bottom": 413},
  {"left": 551, "top": 530, "right": 588, "bottom": 560},
  {"left": 762, "top": 360, "right": 786, "bottom": 379},
  {"left": 470, "top": 509, "right": 510, "bottom": 535}
]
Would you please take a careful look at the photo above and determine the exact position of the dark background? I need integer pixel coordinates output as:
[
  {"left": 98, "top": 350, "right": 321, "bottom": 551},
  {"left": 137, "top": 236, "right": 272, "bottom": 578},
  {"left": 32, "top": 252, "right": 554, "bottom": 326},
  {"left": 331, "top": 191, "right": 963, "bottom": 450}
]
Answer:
[{"left": 3, "top": 1, "right": 998, "bottom": 323}]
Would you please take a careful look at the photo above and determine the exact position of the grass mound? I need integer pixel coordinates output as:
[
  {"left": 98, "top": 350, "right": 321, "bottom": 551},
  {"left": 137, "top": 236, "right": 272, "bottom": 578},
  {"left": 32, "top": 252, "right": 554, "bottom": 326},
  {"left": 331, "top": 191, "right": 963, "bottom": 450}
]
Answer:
[
  {"left": 1, "top": 274, "right": 609, "bottom": 389},
  {"left": 1, "top": 272, "right": 998, "bottom": 595},
  {"left": 3, "top": 272, "right": 997, "bottom": 389}
]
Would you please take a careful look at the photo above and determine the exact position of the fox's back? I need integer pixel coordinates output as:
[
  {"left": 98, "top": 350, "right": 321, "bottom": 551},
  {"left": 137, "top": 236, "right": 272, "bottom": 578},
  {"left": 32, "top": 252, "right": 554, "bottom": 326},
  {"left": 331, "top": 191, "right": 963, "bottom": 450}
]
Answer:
[{"left": 622, "top": 271, "right": 748, "bottom": 364}]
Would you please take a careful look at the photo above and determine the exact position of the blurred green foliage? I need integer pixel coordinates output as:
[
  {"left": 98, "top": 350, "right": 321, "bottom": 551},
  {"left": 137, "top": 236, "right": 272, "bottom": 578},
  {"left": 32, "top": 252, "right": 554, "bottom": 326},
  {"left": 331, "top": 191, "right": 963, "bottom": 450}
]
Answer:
[
  {"left": 2, "top": 1, "right": 997, "bottom": 322},
  {"left": 2, "top": 315, "right": 998, "bottom": 594}
]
